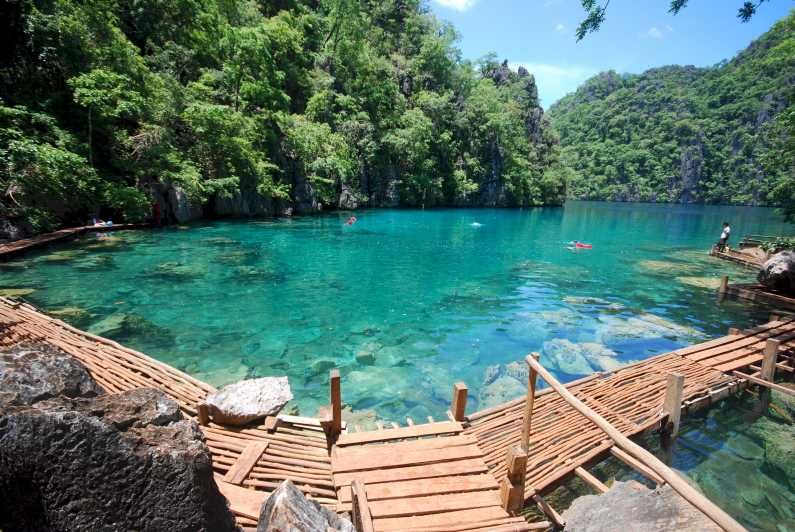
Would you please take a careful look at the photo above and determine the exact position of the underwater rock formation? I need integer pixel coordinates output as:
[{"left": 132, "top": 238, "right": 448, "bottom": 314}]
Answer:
[
  {"left": 562, "top": 480, "right": 721, "bottom": 531},
  {"left": 206, "top": 376, "right": 293, "bottom": 426}
]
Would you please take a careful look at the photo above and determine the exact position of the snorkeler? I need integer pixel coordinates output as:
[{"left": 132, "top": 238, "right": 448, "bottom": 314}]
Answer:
[{"left": 345, "top": 216, "right": 357, "bottom": 226}]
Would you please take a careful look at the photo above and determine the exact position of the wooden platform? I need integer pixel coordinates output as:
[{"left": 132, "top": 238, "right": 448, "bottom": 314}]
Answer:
[
  {"left": 1, "top": 296, "right": 790, "bottom": 530},
  {"left": 709, "top": 248, "right": 764, "bottom": 269},
  {"left": 723, "top": 282, "right": 795, "bottom": 311},
  {"left": 331, "top": 427, "right": 534, "bottom": 532},
  {"left": 0, "top": 223, "right": 146, "bottom": 260}
]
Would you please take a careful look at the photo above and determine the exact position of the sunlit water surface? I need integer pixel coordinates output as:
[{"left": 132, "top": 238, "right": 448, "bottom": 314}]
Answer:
[{"left": 0, "top": 201, "right": 790, "bottom": 422}]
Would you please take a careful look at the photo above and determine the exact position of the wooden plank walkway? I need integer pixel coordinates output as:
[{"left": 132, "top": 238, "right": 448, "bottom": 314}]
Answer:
[
  {"left": 1, "top": 296, "right": 790, "bottom": 530},
  {"left": 709, "top": 248, "right": 764, "bottom": 269},
  {"left": 0, "top": 223, "right": 146, "bottom": 260},
  {"left": 331, "top": 428, "right": 534, "bottom": 531},
  {"left": 723, "top": 282, "right": 795, "bottom": 312}
]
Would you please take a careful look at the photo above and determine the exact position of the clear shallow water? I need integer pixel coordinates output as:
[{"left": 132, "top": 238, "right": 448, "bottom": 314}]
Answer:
[
  {"left": 0, "top": 201, "right": 791, "bottom": 423},
  {"left": 543, "top": 390, "right": 795, "bottom": 531}
]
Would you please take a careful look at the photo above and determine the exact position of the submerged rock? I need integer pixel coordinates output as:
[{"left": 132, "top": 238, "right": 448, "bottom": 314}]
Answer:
[
  {"left": 0, "top": 287, "right": 36, "bottom": 297},
  {"left": 479, "top": 375, "right": 525, "bottom": 409},
  {"left": 596, "top": 313, "right": 702, "bottom": 344},
  {"left": 257, "top": 480, "right": 354, "bottom": 532},
  {"left": 562, "top": 480, "right": 721, "bottom": 531},
  {"left": 40, "top": 249, "right": 84, "bottom": 263},
  {"left": 88, "top": 313, "right": 174, "bottom": 345},
  {"left": 0, "top": 387, "right": 236, "bottom": 531},
  {"left": 0, "top": 343, "right": 102, "bottom": 406},
  {"left": 541, "top": 338, "right": 624, "bottom": 376},
  {"left": 206, "top": 376, "right": 293, "bottom": 426},
  {"left": 676, "top": 276, "right": 723, "bottom": 290},
  {"left": 758, "top": 251, "right": 795, "bottom": 294},
  {"left": 147, "top": 261, "right": 205, "bottom": 281}
]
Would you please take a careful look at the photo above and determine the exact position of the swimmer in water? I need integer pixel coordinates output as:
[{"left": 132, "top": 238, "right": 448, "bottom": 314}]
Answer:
[{"left": 345, "top": 215, "right": 357, "bottom": 226}]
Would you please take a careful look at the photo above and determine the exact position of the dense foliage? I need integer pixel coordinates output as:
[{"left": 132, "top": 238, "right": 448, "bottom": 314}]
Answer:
[
  {"left": 0, "top": 0, "right": 565, "bottom": 234},
  {"left": 550, "top": 11, "right": 795, "bottom": 210}
]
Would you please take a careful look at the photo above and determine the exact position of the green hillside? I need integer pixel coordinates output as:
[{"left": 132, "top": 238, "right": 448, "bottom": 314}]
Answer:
[
  {"left": 0, "top": 0, "right": 566, "bottom": 236},
  {"left": 549, "top": 11, "right": 795, "bottom": 207}
]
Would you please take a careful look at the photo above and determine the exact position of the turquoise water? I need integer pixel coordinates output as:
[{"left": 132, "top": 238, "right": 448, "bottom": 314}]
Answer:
[
  {"left": 0, "top": 201, "right": 791, "bottom": 424},
  {"left": 543, "top": 389, "right": 795, "bottom": 531}
]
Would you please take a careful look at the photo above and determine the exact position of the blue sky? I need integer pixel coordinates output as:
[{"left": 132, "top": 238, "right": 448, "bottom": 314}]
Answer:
[{"left": 428, "top": 0, "right": 794, "bottom": 108}]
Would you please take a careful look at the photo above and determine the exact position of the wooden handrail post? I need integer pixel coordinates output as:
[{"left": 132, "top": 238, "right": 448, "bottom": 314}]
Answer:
[
  {"left": 330, "top": 369, "right": 342, "bottom": 437},
  {"left": 718, "top": 275, "right": 729, "bottom": 299},
  {"left": 525, "top": 356, "right": 745, "bottom": 532},
  {"left": 196, "top": 402, "right": 209, "bottom": 426},
  {"left": 499, "top": 445, "right": 527, "bottom": 514},
  {"left": 351, "top": 479, "right": 375, "bottom": 532},
  {"left": 662, "top": 373, "right": 684, "bottom": 441},
  {"left": 451, "top": 382, "right": 468, "bottom": 422},
  {"left": 761, "top": 339, "right": 779, "bottom": 382},
  {"left": 521, "top": 352, "right": 541, "bottom": 453},
  {"left": 727, "top": 327, "right": 739, "bottom": 336}
]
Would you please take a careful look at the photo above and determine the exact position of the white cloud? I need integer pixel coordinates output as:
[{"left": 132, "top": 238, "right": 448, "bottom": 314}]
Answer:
[
  {"left": 554, "top": 23, "right": 567, "bottom": 33},
  {"left": 644, "top": 25, "right": 673, "bottom": 39},
  {"left": 433, "top": 0, "right": 478, "bottom": 11},
  {"left": 510, "top": 62, "right": 598, "bottom": 108}
]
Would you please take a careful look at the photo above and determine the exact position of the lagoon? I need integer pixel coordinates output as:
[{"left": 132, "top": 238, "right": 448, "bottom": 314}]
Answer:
[{"left": 0, "top": 201, "right": 791, "bottom": 423}]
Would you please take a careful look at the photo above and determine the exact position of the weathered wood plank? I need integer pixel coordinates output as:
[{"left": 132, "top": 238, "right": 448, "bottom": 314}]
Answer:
[
  {"left": 335, "top": 421, "right": 463, "bottom": 446},
  {"left": 333, "top": 444, "right": 483, "bottom": 473},
  {"left": 332, "top": 458, "right": 489, "bottom": 487}
]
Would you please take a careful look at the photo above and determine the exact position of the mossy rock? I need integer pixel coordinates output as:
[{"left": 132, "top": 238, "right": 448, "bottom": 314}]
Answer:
[
  {"left": 147, "top": 261, "right": 205, "bottom": 281},
  {"left": 676, "top": 276, "right": 723, "bottom": 290},
  {"left": 41, "top": 250, "right": 85, "bottom": 263},
  {"left": 0, "top": 287, "right": 36, "bottom": 297}
]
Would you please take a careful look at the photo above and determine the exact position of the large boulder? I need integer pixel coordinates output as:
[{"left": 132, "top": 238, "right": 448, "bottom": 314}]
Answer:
[
  {"left": 562, "top": 480, "right": 721, "bottom": 531},
  {"left": 0, "top": 343, "right": 102, "bottom": 406},
  {"left": 758, "top": 251, "right": 795, "bottom": 294},
  {"left": 257, "top": 480, "right": 354, "bottom": 532},
  {"left": 206, "top": 376, "right": 293, "bottom": 426},
  {"left": 0, "top": 387, "right": 237, "bottom": 532}
]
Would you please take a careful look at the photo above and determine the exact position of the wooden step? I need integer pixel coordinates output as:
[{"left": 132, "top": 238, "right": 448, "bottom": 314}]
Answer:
[
  {"left": 337, "top": 473, "right": 498, "bottom": 504},
  {"left": 333, "top": 458, "right": 489, "bottom": 487},
  {"left": 335, "top": 421, "right": 463, "bottom": 446},
  {"left": 374, "top": 506, "right": 510, "bottom": 531},
  {"left": 333, "top": 444, "right": 483, "bottom": 473}
]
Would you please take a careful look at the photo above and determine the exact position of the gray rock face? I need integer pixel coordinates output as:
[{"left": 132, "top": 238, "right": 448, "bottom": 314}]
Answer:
[
  {"left": 258, "top": 480, "right": 354, "bottom": 532},
  {"left": 0, "top": 387, "right": 236, "bottom": 532},
  {"left": 562, "top": 480, "right": 721, "bottom": 532},
  {"left": 338, "top": 182, "right": 359, "bottom": 210},
  {"left": 213, "top": 189, "right": 275, "bottom": 217},
  {"left": 168, "top": 186, "right": 204, "bottom": 223},
  {"left": 0, "top": 343, "right": 102, "bottom": 406},
  {"left": 758, "top": 251, "right": 795, "bottom": 294},
  {"left": 206, "top": 376, "right": 293, "bottom": 426}
]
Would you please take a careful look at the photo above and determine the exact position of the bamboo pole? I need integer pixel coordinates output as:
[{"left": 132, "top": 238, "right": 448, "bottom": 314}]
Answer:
[
  {"left": 525, "top": 355, "right": 746, "bottom": 532},
  {"left": 521, "top": 352, "right": 541, "bottom": 453}
]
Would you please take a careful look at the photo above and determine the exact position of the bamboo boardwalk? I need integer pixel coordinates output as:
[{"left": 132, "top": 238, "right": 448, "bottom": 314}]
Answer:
[
  {"left": 0, "top": 296, "right": 792, "bottom": 530},
  {"left": 709, "top": 247, "right": 765, "bottom": 269},
  {"left": 0, "top": 223, "right": 145, "bottom": 259}
]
